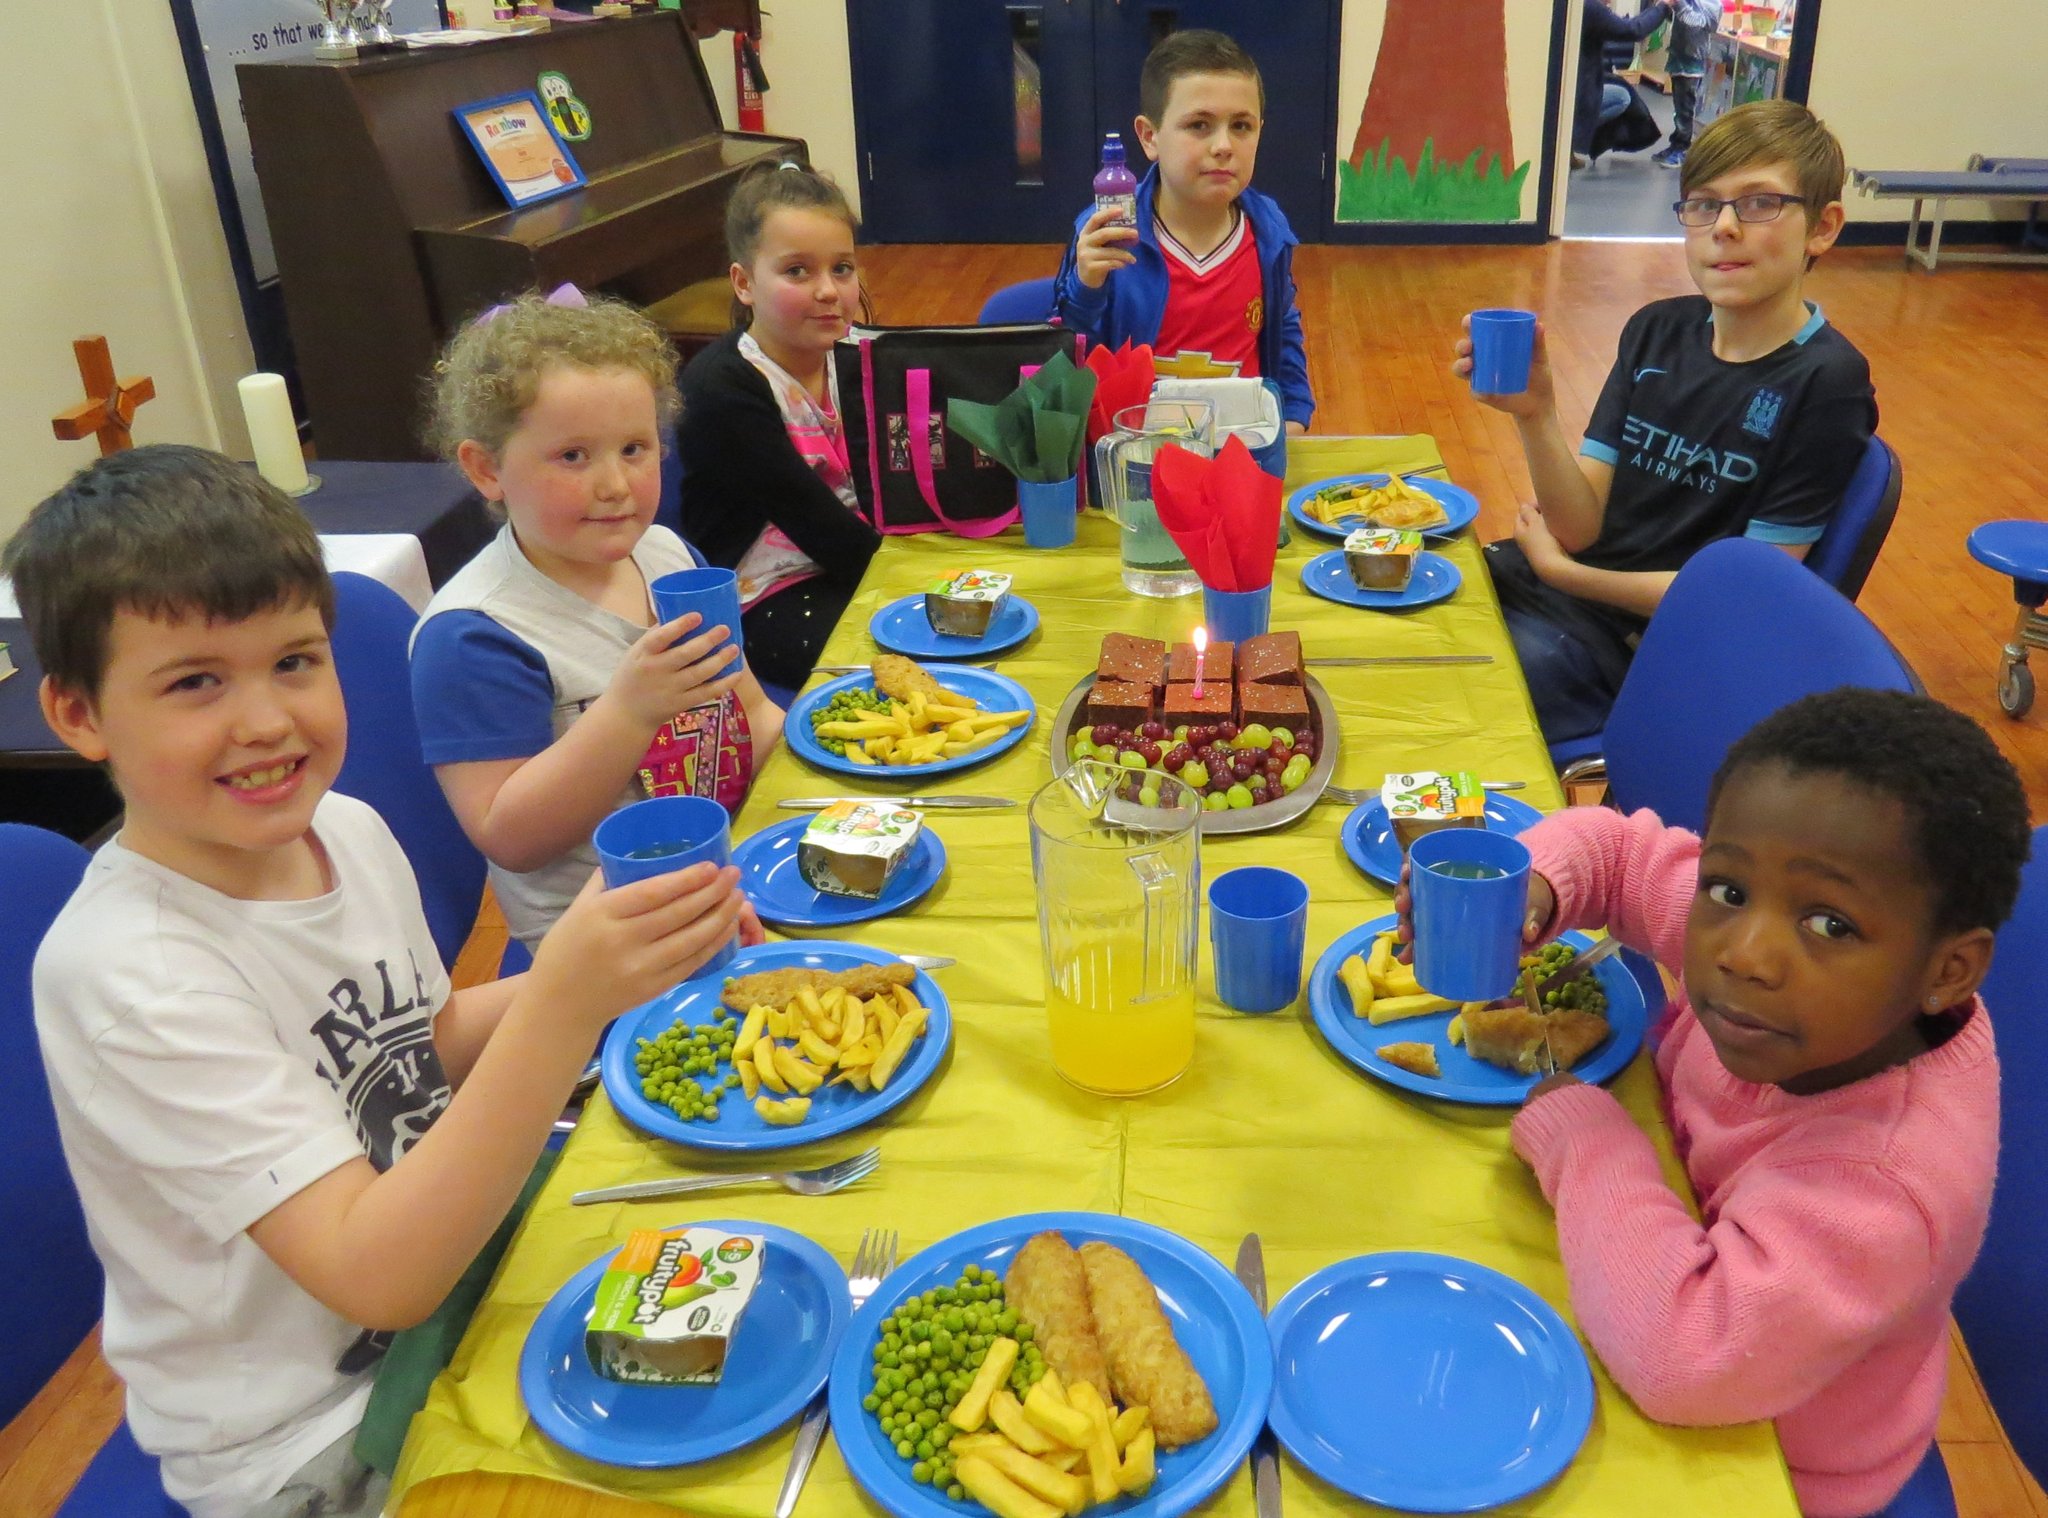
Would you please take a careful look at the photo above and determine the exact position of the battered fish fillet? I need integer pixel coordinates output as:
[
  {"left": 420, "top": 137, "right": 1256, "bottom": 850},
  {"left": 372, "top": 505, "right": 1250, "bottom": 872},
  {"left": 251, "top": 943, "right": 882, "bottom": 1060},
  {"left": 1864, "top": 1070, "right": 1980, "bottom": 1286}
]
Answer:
[
  {"left": 718, "top": 961, "right": 916, "bottom": 1015},
  {"left": 872, "top": 653, "right": 952, "bottom": 707},
  {"left": 1077, "top": 1242, "right": 1217, "bottom": 1449},
  {"left": 1460, "top": 1006, "right": 1610, "bottom": 1076},
  {"left": 1004, "top": 1233, "right": 1113, "bottom": 1406}
]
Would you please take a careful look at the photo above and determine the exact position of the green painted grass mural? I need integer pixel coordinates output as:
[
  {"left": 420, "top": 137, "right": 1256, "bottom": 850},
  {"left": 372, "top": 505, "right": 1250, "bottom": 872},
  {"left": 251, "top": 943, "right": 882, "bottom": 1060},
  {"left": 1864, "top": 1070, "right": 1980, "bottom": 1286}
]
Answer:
[{"left": 1338, "top": 138, "right": 1532, "bottom": 223}]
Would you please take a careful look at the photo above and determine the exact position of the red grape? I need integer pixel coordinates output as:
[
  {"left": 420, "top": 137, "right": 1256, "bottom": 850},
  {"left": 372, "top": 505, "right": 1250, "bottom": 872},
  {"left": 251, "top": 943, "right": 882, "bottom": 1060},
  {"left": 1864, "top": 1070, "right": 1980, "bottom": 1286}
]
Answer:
[
  {"left": 1091, "top": 723, "right": 1121, "bottom": 746},
  {"left": 1141, "top": 720, "right": 1167, "bottom": 742},
  {"left": 1231, "top": 751, "right": 1259, "bottom": 780},
  {"left": 1190, "top": 725, "right": 1216, "bottom": 745},
  {"left": 1135, "top": 740, "right": 1162, "bottom": 766},
  {"left": 1261, "top": 754, "right": 1286, "bottom": 778},
  {"left": 1162, "top": 744, "right": 1190, "bottom": 772},
  {"left": 1215, "top": 720, "right": 1240, "bottom": 742}
]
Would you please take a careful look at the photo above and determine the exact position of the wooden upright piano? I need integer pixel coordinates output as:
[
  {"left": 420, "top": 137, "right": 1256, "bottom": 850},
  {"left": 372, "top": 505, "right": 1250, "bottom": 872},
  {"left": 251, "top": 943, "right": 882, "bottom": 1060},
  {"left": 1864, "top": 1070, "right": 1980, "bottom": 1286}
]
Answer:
[{"left": 240, "top": 10, "right": 803, "bottom": 460}]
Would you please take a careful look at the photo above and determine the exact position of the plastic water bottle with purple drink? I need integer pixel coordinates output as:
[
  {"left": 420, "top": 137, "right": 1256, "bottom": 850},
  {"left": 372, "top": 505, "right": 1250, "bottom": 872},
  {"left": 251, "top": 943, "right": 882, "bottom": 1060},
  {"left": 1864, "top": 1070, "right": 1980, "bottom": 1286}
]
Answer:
[{"left": 1094, "top": 133, "right": 1137, "bottom": 228}]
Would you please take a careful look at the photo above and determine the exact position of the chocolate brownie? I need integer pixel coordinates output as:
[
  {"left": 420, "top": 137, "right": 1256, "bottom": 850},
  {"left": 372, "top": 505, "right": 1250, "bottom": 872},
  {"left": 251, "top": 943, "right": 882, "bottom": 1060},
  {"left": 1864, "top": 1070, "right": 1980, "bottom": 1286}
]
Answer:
[
  {"left": 1237, "top": 631, "right": 1303, "bottom": 686},
  {"left": 1097, "top": 633, "right": 1167, "bottom": 690},
  {"left": 1237, "top": 680, "right": 1309, "bottom": 733},
  {"left": 1084, "top": 679, "right": 1154, "bottom": 733},
  {"left": 1166, "top": 641, "right": 1234, "bottom": 684},
  {"left": 1162, "top": 682, "right": 1233, "bottom": 728}
]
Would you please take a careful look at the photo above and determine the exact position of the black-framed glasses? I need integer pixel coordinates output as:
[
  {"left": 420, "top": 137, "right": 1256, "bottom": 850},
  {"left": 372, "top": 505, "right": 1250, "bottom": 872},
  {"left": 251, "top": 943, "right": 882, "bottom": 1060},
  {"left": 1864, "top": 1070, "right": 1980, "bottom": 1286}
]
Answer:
[{"left": 1673, "top": 192, "right": 1807, "bottom": 227}]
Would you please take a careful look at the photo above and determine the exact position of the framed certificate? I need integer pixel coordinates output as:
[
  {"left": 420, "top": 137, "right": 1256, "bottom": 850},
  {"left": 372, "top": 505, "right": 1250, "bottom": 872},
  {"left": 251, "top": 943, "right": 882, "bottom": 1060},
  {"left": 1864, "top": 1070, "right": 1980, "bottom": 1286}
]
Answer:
[{"left": 453, "top": 90, "right": 585, "bottom": 208}]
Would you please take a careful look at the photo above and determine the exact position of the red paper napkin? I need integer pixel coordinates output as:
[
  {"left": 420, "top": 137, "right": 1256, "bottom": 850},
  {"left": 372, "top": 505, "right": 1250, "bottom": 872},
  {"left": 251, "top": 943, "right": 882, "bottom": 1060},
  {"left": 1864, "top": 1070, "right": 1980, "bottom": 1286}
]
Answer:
[
  {"left": 1151, "top": 436, "right": 1282, "bottom": 592},
  {"left": 1085, "top": 341, "right": 1157, "bottom": 449}
]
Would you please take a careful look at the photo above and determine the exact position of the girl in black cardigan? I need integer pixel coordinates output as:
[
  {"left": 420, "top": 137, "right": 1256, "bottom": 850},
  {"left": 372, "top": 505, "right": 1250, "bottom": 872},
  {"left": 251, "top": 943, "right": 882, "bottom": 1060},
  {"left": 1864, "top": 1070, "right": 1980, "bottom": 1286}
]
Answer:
[{"left": 677, "top": 161, "right": 881, "bottom": 691}]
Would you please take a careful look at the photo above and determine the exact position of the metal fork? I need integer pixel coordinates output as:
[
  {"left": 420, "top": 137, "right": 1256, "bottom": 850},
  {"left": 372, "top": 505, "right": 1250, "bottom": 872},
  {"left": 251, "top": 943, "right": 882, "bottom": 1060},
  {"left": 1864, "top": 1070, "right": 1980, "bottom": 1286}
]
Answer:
[
  {"left": 569, "top": 1146, "right": 880, "bottom": 1206},
  {"left": 778, "top": 1228, "right": 899, "bottom": 1517}
]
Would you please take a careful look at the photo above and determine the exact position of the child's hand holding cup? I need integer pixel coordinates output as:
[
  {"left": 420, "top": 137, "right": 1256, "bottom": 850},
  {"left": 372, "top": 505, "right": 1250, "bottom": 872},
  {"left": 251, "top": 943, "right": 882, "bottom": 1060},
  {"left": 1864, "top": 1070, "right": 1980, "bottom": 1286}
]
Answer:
[
  {"left": 532, "top": 860, "right": 746, "bottom": 1037},
  {"left": 1454, "top": 310, "right": 1550, "bottom": 418},
  {"left": 1392, "top": 823, "right": 1548, "bottom": 999},
  {"left": 592, "top": 795, "right": 743, "bottom": 978}
]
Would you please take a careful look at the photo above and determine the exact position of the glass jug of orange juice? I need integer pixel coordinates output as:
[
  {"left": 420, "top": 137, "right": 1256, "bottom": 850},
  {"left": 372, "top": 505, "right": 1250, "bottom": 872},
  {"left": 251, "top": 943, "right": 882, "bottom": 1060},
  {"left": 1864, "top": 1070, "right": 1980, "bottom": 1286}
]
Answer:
[{"left": 1029, "top": 760, "right": 1201, "bottom": 1095}]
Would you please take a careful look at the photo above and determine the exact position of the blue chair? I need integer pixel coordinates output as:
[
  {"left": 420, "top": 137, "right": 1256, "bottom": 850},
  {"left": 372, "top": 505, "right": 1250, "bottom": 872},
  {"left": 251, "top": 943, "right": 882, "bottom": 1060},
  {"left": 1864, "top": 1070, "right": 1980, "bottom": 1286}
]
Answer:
[
  {"left": 1549, "top": 435, "right": 1903, "bottom": 777},
  {"left": 58, "top": 1420, "right": 181, "bottom": 1517},
  {"left": 977, "top": 277, "right": 1057, "bottom": 325},
  {"left": 330, "top": 573, "right": 487, "bottom": 969},
  {"left": 1877, "top": 1442, "right": 1959, "bottom": 1518},
  {"left": 1, "top": 825, "right": 96, "bottom": 1424},
  {"left": 1966, "top": 519, "right": 2048, "bottom": 717},
  {"left": 1806, "top": 435, "right": 1903, "bottom": 601},
  {"left": 1951, "top": 821, "right": 2048, "bottom": 1485},
  {"left": 1560, "top": 537, "right": 1921, "bottom": 836},
  {"left": 655, "top": 426, "right": 684, "bottom": 540},
  {"left": 0, "top": 824, "right": 182, "bottom": 1514},
  {"left": 1878, "top": 821, "right": 2048, "bottom": 1518}
]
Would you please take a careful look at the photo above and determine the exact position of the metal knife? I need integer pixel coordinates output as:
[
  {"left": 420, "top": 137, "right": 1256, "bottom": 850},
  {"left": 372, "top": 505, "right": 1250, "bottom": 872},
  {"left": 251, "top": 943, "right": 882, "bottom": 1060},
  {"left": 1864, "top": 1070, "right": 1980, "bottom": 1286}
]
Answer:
[
  {"left": 900, "top": 954, "right": 954, "bottom": 971},
  {"left": 1303, "top": 654, "right": 1494, "bottom": 667},
  {"left": 1522, "top": 963, "right": 1559, "bottom": 1078},
  {"left": 1532, "top": 935, "right": 1624, "bottom": 998},
  {"left": 1234, "top": 1234, "right": 1284, "bottom": 1518},
  {"left": 776, "top": 795, "right": 1018, "bottom": 810}
]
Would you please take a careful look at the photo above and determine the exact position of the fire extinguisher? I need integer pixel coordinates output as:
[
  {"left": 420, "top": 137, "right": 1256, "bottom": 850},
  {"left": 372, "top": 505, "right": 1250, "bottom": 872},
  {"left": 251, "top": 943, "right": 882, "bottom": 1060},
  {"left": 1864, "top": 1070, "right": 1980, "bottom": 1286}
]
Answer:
[{"left": 734, "top": 32, "right": 767, "bottom": 133}]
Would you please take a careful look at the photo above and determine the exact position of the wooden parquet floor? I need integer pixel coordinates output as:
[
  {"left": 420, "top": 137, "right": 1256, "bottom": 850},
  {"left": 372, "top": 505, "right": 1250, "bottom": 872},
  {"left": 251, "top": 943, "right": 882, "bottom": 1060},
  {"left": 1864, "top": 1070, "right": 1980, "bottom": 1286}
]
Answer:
[{"left": 5, "top": 241, "right": 2044, "bottom": 1518}]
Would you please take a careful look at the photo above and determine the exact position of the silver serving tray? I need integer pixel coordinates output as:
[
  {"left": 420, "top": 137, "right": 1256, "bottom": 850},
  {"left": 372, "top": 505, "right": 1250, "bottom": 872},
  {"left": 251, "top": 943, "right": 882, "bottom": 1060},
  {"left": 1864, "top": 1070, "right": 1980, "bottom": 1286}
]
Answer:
[{"left": 1047, "top": 671, "right": 1340, "bottom": 835}]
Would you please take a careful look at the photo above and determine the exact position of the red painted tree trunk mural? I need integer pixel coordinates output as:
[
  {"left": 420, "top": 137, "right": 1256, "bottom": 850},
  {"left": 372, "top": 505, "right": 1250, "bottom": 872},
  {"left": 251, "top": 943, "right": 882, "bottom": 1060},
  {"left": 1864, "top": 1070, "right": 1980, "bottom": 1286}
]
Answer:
[{"left": 1348, "top": 0, "right": 1516, "bottom": 176}]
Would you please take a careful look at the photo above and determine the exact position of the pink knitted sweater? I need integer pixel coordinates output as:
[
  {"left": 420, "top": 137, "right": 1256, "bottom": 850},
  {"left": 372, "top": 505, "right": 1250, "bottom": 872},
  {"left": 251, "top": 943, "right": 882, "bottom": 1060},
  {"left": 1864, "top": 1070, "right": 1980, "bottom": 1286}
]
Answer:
[{"left": 1509, "top": 807, "right": 1999, "bottom": 1518}]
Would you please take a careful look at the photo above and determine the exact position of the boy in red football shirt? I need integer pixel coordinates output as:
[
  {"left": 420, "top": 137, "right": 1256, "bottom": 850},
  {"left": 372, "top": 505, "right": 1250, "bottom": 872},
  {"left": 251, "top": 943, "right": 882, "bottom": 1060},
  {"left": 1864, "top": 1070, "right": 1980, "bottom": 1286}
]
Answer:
[{"left": 1052, "top": 29, "right": 1313, "bottom": 433}]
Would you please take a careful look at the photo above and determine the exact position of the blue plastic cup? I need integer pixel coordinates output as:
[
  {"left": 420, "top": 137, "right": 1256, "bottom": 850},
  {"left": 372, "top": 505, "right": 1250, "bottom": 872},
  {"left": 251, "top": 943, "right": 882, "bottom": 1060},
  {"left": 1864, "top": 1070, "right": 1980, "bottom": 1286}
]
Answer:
[
  {"left": 1209, "top": 866, "right": 1310, "bottom": 1013},
  {"left": 1408, "top": 828, "right": 1533, "bottom": 1002},
  {"left": 1018, "top": 474, "right": 1079, "bottom": 548},
  {"left": 649, "top": 567, "right": 744, "bottom": 679},
  {"left": 1468, "top": 309, "right": 1539, "bottom": 395},
  {"left": 1202, "top": 584, "right": 1271, "bottom": 644},
  {"left": 592, "top": 795, "right": 736, "bottom": 975}
]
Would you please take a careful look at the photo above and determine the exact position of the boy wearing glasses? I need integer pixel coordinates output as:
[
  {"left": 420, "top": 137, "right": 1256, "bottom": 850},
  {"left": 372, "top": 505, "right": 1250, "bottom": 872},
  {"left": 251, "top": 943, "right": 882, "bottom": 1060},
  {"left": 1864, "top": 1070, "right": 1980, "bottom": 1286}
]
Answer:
[{"left": 1455, "top": 100, "right": 1875, "bottom": 745}]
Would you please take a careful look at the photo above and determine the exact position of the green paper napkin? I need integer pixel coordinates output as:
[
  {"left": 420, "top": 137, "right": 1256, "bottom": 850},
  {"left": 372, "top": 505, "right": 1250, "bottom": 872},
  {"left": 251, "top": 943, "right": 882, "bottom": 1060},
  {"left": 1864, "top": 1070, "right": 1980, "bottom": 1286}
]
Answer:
[{"left": 947, "top": 351, "right": 1098, "bottom": 483}]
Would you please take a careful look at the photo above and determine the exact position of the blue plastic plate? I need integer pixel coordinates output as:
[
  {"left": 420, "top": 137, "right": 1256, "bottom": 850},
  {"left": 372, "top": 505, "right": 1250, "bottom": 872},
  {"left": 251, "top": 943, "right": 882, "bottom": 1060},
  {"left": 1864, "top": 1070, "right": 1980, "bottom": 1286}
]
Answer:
[
  {"left": 519, "top": 1220, "right": 849, "bottom": 1469},
  {"left": 600, "top": 941, "right": 952, "bottom": 1151},
  {"left": 787, "top": 668, "right": 1036, "bottom": 779},
  {"left": 1266, "top": 1251, "right": 1594, "bottom": 1511},
  {"left": 1301, "top": 549, "right": 1461, "bottom": 611},
  {"left": 1341, "top": 794, "right": 1547, "bottom": 887},
  {"left": 733, "top": 814, "right": 947, "bottom": 928},
  {"left": 827, "top": 1211, "right": 1274, "bottom": 1518},
  {"left": 869, "top": 592, "right": 1040, "bottom": 660},
  {"left": 1306, "top": 914, "right": 1647, "bottom": 1105},
  {"left": 1288, "top": 473, "right": 1480, "bottom": 542}
]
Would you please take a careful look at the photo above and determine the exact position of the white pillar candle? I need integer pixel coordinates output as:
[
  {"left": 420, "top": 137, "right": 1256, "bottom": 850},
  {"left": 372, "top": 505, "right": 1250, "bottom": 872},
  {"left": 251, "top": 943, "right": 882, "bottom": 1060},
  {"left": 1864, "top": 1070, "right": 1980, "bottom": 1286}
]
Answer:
[{"left": 238, "top": 373, "right": 311, "bottom": 495}]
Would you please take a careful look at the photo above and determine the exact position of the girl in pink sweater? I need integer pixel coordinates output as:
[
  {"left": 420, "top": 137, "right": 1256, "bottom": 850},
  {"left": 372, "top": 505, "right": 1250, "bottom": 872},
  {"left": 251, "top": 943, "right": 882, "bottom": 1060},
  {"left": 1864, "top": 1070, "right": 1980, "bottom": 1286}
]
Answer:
[{"left": 1407, "top": 690, "right": 2031, "bottom": 1516}]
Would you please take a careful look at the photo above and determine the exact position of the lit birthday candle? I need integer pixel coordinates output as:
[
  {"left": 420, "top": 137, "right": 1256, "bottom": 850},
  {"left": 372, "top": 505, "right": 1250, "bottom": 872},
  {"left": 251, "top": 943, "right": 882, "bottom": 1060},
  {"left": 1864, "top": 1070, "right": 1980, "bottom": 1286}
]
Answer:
[{"left": 1191, "top": 626, "right": 1208, "bottom": 699}]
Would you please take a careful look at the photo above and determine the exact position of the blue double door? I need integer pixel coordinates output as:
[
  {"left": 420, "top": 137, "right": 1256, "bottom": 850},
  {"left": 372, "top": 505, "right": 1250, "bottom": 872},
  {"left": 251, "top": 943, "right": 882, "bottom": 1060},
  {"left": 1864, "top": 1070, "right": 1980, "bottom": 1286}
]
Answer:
[{"left": 847, "top": 0, "right": 1336, "bottom": 244}]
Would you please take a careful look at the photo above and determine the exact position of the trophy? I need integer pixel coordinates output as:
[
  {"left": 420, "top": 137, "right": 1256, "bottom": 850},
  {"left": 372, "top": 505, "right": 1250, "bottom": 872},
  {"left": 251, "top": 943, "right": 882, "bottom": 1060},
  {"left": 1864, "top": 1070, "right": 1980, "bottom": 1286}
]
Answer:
[
  {"left": 313, "top": 0, "right": 360, "bottom": 58},
  {"left": 359, "top": 0, "right": 398, "bottom": 49}
]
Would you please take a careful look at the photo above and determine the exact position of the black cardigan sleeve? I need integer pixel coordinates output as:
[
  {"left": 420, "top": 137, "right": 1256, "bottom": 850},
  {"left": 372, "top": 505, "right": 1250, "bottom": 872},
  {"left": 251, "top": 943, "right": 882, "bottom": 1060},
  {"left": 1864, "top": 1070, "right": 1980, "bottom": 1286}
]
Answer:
[{"left": 675, "top": 332, "right": 882, "bottom": 586}]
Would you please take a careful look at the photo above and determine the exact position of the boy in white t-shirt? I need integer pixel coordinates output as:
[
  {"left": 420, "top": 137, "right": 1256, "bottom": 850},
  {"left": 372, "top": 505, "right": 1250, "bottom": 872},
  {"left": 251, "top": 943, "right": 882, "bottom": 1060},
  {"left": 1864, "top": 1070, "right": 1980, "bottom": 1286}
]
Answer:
[{"left": 3, "top": 446, "right": 747, "bottom": 1518}]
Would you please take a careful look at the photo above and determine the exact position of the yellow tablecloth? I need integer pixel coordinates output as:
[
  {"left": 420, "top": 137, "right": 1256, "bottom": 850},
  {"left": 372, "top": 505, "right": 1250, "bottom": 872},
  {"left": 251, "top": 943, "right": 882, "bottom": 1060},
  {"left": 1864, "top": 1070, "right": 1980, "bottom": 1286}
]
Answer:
[{"left": 392, "top": 438, "right": 1797, "bottom": 1517}]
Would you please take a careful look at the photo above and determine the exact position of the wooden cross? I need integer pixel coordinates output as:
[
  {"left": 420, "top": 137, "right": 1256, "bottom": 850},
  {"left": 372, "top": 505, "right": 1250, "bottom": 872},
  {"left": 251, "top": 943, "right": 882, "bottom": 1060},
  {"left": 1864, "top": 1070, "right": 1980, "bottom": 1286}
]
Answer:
[{"left": 51, "top": 336, "right": 155, "bottom": 456}]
